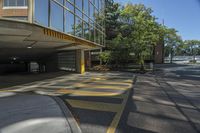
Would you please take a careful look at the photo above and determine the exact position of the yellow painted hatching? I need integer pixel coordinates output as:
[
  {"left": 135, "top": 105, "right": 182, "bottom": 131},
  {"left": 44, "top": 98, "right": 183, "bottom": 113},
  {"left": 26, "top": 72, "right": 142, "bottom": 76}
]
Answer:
[
  {"left": 106, "top": 91, "right": 131, "bottom": 133},
  {"left": 66, "top": 99, "right": 121, "bottom": 112},
  {"left": 57, "top": 89, "right": 127, "bottom": 98}
]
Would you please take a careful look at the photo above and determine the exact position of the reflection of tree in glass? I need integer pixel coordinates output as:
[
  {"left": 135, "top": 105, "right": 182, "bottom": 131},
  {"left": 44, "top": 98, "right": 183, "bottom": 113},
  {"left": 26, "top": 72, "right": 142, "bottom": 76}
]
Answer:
[
  {"left": 83, "top": 22, "right": 90, "bottom": 40},
  {"left": 89, "top": 25, "right": 95, "bottom": 42},
  {"left": 67, "top": 23, "right": 75, "bottom": 35},
  {"left": 94, "top": 10, "right": 104, "bottom": 44},
  {"left": 75, "top": 18, "right": 82, "bottom": 37}
]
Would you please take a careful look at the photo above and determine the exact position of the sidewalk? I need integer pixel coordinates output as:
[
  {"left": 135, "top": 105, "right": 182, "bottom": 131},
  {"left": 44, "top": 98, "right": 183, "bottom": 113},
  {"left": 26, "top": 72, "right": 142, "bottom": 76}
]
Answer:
[
  {"left": 0, "top": 93, "right": 81, "bottom": 133},
  {"left": 121, "top": 73, "right": 200, "bottom": 133}
]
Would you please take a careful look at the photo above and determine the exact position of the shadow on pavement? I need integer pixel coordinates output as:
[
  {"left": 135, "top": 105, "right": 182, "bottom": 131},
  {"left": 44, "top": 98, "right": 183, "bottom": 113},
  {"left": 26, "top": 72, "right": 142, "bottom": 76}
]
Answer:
[
  {"left": 0, "top": 71, "right": 74, "bottom": 89},
  {"left": 117, "top": 74, "right": 199, "bottom": 133},
  {"left": 0, "top": 93, "right": 80, "bottom": 133}
]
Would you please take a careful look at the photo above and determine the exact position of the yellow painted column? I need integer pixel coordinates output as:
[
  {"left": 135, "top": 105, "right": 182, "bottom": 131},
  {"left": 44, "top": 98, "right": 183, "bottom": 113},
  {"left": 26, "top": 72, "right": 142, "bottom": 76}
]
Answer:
[{"left": 76, "top": 49, "right": 85, "bottom": 74}]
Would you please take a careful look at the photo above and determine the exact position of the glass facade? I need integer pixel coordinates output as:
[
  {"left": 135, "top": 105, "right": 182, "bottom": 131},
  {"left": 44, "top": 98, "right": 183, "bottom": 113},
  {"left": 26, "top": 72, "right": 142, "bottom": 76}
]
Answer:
[
  {"left": 0, "top": 0, "right": 105, "bottom": 46},
  {"left": 34, "top": 0, "right": 105, "bottom": 46}
]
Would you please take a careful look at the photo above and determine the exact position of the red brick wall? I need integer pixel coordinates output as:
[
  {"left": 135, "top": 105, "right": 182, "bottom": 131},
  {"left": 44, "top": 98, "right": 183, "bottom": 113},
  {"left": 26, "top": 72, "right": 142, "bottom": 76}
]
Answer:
[
  {"left": 0, "top": 0, "right": 28, "bottom": 17},
  {"left": 154, "top": 41, "right": 164, "bottom": 64}
]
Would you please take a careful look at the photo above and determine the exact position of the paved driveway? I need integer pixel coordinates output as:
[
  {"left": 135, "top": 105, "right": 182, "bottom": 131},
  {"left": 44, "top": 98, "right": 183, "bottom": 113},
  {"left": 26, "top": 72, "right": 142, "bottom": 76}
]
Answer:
[
  {"left": 1, "top": 65, "right": 199, "bottom": 133},
  {"left": 0, "top": 72, "right": 134, "bottom": 133},
  {"left": 120, "top": 64, "right": 200, "bottom": 133}
]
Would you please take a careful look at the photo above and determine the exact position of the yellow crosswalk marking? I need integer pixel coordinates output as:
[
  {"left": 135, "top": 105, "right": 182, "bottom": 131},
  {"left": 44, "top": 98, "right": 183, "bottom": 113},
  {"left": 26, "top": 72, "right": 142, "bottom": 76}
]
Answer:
[
  {"left": 107, "top": 89, "right": 131, "bottom": 133},
  {"left": 91, "top": 77, "right": 107, "bottom": 80},
  {"left": 0, "top": 90, "right": 16, "bottom": 92},
  {"left": 92, "top": 81, "right": 131, "bottom": 85},
  {"left": 75, "top": 85, "right": 131, "bottom": 91},
  {"left": 57, "top": 89, "right": 127, "bottom": 98},
  {"left": 66, "top": 99, "right": 121, "bottom": 112}
]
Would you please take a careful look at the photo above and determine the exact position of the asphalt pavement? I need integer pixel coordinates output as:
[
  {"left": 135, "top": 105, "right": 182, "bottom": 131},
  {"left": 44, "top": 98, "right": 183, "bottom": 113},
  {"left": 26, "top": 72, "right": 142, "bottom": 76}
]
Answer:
[
  {"left": 0, "top": 72, "right": 135, "bottom": 133},
  {"left": 0, "top": 93, "right": 81, "bottom": 133},
  {"left": 118, "top": 64, "right": 200, "bottom": 133},
  {"left": 0, "top": 65, "right": 199, "bottom": 133}
]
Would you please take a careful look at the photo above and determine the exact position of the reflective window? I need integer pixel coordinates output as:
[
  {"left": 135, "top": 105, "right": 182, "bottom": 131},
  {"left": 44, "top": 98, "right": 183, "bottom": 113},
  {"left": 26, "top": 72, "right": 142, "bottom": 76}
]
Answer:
[
  {"left": 33, "top": 0, "right": 105, "bottom": 45},
  {"left": 95, "top": 0, "right": 99, "bottom": 10},
  {"left": 75, "top": 17, "right": 82, "bottom": 37},
  {"left": 94, "top": 29, "right": 101, "bottom": 44},
  {"left": 68, "top": 0, "right": 74, "bottom": 4},
  {"left": 83, "top": 0, "right": 89, "bottom": 16},
  {"left": 89, "top": 25, "right": 94, "bottom": 42},
  {"left": 83, "top": 22, "right": 89, "bottom": 40},
  {"left": 34, "top": 0, "right": 49, "bottom": 26},
  {"left": 83, "top": 15, "right": 89, "bottom": 23},
  {"left": 3, "top": 0, "right": 27, "bottom": 7},
  {"left": 50, "top": 1, "right": 64, "bottom": 31},
  {"left": 99, "top": 0, "right": 102, "bottom": 12},
  {"left": 89, "top": 3, "right": 94, "bottom": 21},
  {"left": 76, "top": 8, "right": 82, "bottom": 18},
  {"left": 66, "top": 1, "right": 74, "bottom": 12},
  {"left": 65, "top": 10, "right": 75, "bottom": 35},
  {"left": 55, "top": 0, "right": 63, "bottom": 5},
  {"left": 75, "top": 0, "right": 82, "bottom": 10}
]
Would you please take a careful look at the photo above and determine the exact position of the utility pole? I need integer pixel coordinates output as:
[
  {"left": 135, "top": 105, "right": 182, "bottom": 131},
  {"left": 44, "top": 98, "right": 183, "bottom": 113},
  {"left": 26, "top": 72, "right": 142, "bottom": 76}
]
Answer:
[{"left": 162, "top": 19, "right": 165, "bottom": 63}]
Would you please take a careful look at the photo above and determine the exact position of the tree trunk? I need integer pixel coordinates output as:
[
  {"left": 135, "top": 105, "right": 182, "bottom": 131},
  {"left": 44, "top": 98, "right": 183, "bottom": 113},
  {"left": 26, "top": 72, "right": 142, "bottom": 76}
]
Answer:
[
  {"left": 170, "top": 48, "right": 173, "bottom": 64},
  {"left": 140, "top": 62, "right": 145, "bottom": 71},
  {"left": 192, "top": 48, "right": 196, "bottom": 62},
  {"left": 193, "top": 54, "right": 196, "bottom": 62},
  {"left": 139, "top": 54, "right": 145, "bottom": 72}
]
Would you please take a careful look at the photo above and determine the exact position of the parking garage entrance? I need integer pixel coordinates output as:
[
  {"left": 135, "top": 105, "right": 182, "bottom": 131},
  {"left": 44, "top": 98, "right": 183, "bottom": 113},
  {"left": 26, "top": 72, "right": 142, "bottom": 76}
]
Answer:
[{"left": 0, "top": 20, "right": 101, "bottom": 75}]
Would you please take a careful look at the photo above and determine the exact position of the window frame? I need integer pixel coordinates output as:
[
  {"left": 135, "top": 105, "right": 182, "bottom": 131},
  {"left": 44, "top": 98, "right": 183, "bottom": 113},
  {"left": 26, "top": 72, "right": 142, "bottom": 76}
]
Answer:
[{"left": 3, "top": 0, "right": 28, "bottom": 9}]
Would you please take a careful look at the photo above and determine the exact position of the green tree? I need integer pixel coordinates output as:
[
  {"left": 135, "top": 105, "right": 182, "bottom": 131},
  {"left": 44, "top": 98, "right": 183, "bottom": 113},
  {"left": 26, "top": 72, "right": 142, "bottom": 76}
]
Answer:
[
  {"left": 103, "top": 2, "right": 182, "bottom": 70},
  {"left": 120, "top": 4, "right": 162, "bottom": 70},
  {"left": 99, "top": 51, "right": 111, "bottom": 65},
  {"left": 184, "top": 40, "right": 200, "bottom": 62},
  {"left": 105, "top": 0, "right": 121, "bottom": 40},
  {"left": 164, "top": 28, "right": 183, "bottom": 63}
]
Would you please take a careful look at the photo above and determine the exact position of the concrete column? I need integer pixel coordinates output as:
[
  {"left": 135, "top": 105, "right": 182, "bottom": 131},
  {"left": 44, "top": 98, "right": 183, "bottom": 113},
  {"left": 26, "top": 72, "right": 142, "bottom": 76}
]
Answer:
[
  {"left": 76, "top": 49, "right": 85, "bottom": 74},
  {"left": 28, "top": 0, "right": 34, "bottom": 23}
]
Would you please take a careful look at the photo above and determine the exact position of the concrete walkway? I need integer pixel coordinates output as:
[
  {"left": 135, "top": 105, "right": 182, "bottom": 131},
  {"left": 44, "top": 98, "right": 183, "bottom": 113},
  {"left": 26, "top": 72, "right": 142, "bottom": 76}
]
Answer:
[
  {"left": 0, "top": 93, "right": 81, "bottom": 133},
  {"left": 121, "top": 73, "right": 200, "bottom": 133}
]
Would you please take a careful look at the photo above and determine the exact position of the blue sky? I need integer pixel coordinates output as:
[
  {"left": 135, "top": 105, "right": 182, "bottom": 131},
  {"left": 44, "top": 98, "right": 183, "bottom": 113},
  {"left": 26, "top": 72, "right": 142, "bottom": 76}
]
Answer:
[{"left": 114, "top": 0, "right": 200, "bottom": 40}]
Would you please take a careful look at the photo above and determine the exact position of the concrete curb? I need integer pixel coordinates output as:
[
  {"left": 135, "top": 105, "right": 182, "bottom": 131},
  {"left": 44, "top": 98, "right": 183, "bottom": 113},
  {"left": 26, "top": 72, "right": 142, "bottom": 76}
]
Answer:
[{"left": 52, "top": 96, "right": 82, "bottom": 133}]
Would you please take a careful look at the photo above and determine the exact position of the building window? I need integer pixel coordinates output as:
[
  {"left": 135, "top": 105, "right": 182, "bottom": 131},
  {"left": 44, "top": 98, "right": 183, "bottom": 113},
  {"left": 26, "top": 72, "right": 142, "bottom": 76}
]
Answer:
[
  {"left": 50, "top": 1, "right": 64, "bottom": 31},
  {"left": 65, "top": 10, "right": 75, "bottom": 35},
  {"left": 3, "top": 0, "right": 28, "bottom": 8},
  {"left": 32, "top": 0, "right": 105, "bottom": 45},
  {"left": 34, "top": 0, "right": 49, "bottom": 27}
]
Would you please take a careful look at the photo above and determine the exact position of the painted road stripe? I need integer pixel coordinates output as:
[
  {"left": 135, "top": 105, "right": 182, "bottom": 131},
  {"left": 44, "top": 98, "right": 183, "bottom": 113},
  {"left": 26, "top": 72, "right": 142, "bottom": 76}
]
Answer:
[
  {"left": 0, "top": 89, "right": 21, "bottom": 92},
  {"left": 85, "top": 81, "right": 131, "bottom": 86},
  {"left": 107, "top": 88, "right": 131, "bottom": 133},
  {"left": 66, "top": 99, "right": 121, "bottom": 112},
  {"left": 84, "top": 77, "right": 133, "bottom": 83},
  {"left": 57, "top": 89, "right": 127, "bottom": 98},
  {"left": 75, "top": 85, "right": 131, "bottom": 90},
  {"left": 40, "top": 85, "right": 130, "bottom": 92}
]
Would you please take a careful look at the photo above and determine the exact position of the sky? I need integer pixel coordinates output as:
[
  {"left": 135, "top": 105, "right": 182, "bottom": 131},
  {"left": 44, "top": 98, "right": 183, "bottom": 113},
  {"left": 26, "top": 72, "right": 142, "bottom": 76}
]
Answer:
[{"left": 114, "top": 0, "right": 200, "bottom": 40}]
